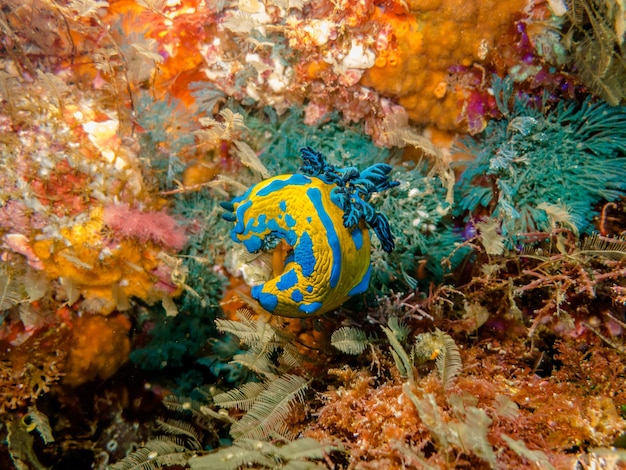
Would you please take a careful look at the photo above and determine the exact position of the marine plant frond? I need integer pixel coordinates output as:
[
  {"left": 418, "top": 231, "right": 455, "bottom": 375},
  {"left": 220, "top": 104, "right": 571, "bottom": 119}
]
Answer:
[
  {"left": 232, "top": 349, "right": 279, "bottom": 380},
  {"left": 402, "top": 387, "right": 451, "bottom": 448},
  {"left": 213, "top": 382, "right": 268, "bottom": 410},
  {"left": 381, "top": 323, "right": 414, "bottom": 382},
  {"left": 387, "top": 316, "right": 410, "bottom": 342},
  {"left": 189, "top": 439, "right": 276, "bottom": 469},
  {"left": 155, "top": 418, "right": 203, "bottom": 450},
  {"left": 476, "top": 218, "right": 505, "bottom": 256},
  {"left": 564, "top": 0, "right": 626, "bottom": 105},
  {"left": 273, "top": 435, "right": 338, "bottom": 460},
  {"left": 7, "top": 416, "right": 46, "bottom": 470},
  {"left": 0, "top": 266, "right": 26, "bottom": 311},
  {"left": 215, "top": 309, "right": 277, "bottom": 346},
  {"left": 493, "top": 395, "right": 520, "bottom": 420},
  {"left": 403, "top": 386, "right": 497, "bottom": 466},
  {"left": 161, "top": 394, "right": 217, "bottom": 433},
  {"left": 108, "top": 439, "right": 190, "bottom": 470},
  {"left": 135, "top": 0, "right": 168, "bottom": 14},
  {"left": 537, "top": 202, "right": 579, "bottom": 236},
  {"left": 197, "top": 108, "right": 247, "bottom": 142},
  {"left": 268, "top": 0, "right": 309, "bottom": 11},
  {"left": 0, "top": 70, "right": 21, "bottom": 113},
  {"left": 232, "top": 140, "right": 270, "bottom": 178},
  {"left": 229, "top": 374, "right": 310, "bottom": 441},
  {"left": 162, "top": 395, "right": 208, "bottom": 419},
  {"left": 24, "top": 406, "right": 54, "bottom": 445},
  {"left": 189, "top": 81, "right": 226, "bottom": 114},
  {"left": 390, "top": 440, "right": 439, "bottom": 470},
  {"left": 279, "top": 342, "right": 308, "bottom": 369},
  {"left": 188, "top": 437, "right": 332, "bottom": 470},
  {"left": 579, "top": 233, "right": 626, "bottom": 261},
  {"left": 501, "top": 434, "right": 556, "bottom": 470},
  {"left": 222, "top": 11, "right": 257, "bottom": 35},
  {"left": 331, "top": 326, "right": 370, "bottom": 355},
  {"left": 518, "top": 237, "right": 555, "bottom": 260},
  {"left": 434, "top": 330, "right": 463, "bottom": 389}
]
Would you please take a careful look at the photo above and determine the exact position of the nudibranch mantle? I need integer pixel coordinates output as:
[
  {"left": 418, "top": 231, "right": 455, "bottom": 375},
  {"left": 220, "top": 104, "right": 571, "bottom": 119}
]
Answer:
[{"left": 222, "top": 147, "right": 398, "bottom": 317}]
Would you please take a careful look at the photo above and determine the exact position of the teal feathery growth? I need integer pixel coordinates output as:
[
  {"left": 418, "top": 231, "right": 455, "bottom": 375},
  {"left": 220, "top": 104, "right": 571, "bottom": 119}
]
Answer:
[{"left": 456, "top": 77, "right": 626, "bottom": 239}]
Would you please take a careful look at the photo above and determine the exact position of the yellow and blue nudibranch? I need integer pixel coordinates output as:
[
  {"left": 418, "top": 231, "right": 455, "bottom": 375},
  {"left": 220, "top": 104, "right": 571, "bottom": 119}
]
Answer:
[{"left": 221, "top": 147, "right": 398, "bottom": 317}]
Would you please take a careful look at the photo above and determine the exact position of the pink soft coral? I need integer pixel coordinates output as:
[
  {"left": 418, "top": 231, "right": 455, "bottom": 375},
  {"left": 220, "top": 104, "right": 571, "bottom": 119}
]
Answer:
[{"left": 103, "top": 204, "right": 187, "bottom": 251}]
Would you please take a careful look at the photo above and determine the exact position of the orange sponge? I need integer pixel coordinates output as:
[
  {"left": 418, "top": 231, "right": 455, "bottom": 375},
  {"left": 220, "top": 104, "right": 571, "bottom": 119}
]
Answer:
[
  {"left": 64, "top": 314, "right": 131, "bottom": 386},
  {"left": 361, "top": 0, "right": 526, "bottom": 132}
]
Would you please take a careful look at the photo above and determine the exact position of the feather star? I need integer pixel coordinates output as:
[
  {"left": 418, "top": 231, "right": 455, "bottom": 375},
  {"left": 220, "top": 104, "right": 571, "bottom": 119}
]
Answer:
[{"left": 222, "top": 147, "right": 398, "bottom": 317}]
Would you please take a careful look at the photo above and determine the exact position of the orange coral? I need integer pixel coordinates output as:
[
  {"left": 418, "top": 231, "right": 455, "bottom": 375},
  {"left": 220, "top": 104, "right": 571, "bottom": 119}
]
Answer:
[
  {"left": 361, "top": 0, "right": 526, "bottom": 132},
  {"left": 105, "top": 0, "right": 216, "bottom": 106},
  {"left": 31, "top": 207, "right": 181, "bottom": 314},
  {"left": 64, "top": 314, "right": 131, "bottom": 386}
]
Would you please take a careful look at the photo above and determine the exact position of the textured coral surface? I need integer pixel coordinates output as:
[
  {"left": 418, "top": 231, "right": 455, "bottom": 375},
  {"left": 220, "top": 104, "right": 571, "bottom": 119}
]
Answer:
[{"left": 362, "top": 0, "right": 526, "bottom": 131}]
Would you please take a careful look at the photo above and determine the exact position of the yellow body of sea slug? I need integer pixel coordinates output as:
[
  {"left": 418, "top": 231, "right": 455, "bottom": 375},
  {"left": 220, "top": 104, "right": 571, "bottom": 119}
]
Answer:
[{"left": 222, "top": 147, "right": 397, "bottom": 318}]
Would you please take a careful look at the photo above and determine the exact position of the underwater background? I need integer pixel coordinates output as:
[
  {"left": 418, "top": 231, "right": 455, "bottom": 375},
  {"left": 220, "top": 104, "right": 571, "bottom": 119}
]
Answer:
[{"left": 0, "top": 0, "right": 625, "bottom": 468}]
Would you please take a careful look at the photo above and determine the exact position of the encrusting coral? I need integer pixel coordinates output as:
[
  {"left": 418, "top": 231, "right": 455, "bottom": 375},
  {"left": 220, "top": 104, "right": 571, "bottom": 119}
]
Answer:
[{"left": 360, "top": 0, "right": 526, "bottom": 132}]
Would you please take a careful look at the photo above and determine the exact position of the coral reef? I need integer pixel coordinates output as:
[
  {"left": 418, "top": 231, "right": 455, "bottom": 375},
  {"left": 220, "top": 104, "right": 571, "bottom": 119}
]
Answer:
[{"left": 1, "top": 0, "right": 626, "bottom": 469}]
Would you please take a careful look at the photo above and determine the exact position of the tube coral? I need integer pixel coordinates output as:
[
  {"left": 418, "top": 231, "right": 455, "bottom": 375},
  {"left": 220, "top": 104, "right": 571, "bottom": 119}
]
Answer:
[{"left": 222, "top": 147, "right": 397, "bottom": 317}]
